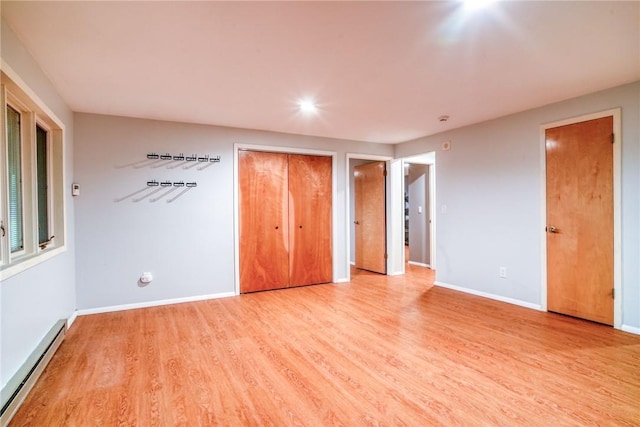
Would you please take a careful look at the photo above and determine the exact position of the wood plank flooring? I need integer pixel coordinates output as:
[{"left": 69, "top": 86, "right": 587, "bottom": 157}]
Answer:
[{"left": 10, "top": 265, "right": 640, "bottom": 426}]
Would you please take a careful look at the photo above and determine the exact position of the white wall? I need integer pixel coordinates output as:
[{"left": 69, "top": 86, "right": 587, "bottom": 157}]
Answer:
[
  {"left": 395, "top": 81, "right": 640, "bottom": 331},
  {"left": 0, "top": 21, "right": 76, "bottom": 389},
  {"left": 74, "top": 113, "right": 393, "bottom": 310}
]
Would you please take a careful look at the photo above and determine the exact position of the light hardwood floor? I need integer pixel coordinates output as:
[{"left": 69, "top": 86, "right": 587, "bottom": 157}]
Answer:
[{"left": 10, "top": 265, "right": 640, "bottom": 426}]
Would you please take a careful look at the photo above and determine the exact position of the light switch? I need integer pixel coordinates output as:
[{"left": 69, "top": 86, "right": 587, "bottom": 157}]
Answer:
[{"left": 417, "top": 206, "right": 423, "bottom": 214}]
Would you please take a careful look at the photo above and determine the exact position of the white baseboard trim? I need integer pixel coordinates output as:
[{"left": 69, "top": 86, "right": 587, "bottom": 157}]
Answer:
[
  {"left": 334, "top": 277, "right": 350, "bottom": 283},
  {"left": 67, "top": 311, "right": 78, "bottom": 329},
  {"left": 434, "top": 281, "right": 542, "bottom": 311},
  {"left": 621, "top": 324, "right": 640, "bottom": 335},
  {"left": 75, "top": 292, "right": 236, "bottom": 316},
  {"left": 349, "top": 261, "right": 355, "bottom": 266},
  {"left": 388, "top": 270, "right": 404, "bottom": 276},
  {"left": 408, "top": 261, "right": 430, "bottom": 268}
]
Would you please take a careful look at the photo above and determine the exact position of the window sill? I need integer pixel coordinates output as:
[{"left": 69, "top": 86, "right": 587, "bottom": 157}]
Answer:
[{"left": 0, "top": 245, "right": 67, "bottom": 281}]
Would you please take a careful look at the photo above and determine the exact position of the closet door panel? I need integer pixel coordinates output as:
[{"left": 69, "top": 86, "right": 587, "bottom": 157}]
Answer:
[
  {"left": 239, "top": 151, "right": 290, "bottom": 292},
  {"left": 288, "top": 154, "right": 332, "bottom": 287}
]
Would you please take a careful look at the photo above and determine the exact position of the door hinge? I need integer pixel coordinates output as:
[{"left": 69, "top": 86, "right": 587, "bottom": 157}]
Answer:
[
  {"left": 383, "top": 169, "right": 387, "bottom": 177},
  {"left": 611, "top": 133, "right": 615, "bottom": 144},
  {"left": 612, "top": 288, "right": 615, "bottom": 299}
]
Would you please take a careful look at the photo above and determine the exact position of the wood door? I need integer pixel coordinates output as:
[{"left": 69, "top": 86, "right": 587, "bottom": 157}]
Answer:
[
  {"left": 239, "top": 151, "right": 290, "bottom": 293},
  {"left": 354, "top": 161, "right": 387, "bottom": 274},
  {"left": 288, "top": 154, "right": 333, "bottom": 286},
  {"left": 546, "top": 116, "right": 614, "bottom": 325}
]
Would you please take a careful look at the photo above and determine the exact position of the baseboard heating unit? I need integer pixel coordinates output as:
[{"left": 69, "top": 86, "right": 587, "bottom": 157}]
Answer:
[{"left": 0, "top": 319, "right": 66, "bottom": 427}]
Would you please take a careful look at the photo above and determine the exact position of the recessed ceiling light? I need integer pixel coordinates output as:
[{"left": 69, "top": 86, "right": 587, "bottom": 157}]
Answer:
[{"left": 297, "top": 99, "right": 318, "bottom": 114}]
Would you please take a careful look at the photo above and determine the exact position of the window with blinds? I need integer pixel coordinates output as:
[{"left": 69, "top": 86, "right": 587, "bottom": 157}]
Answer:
[
  {"left": 6, "top": 105, "right": 24, "bottom": 253},
  {"left": 1, "top": 70, "right": 65, "bottom": 279}
]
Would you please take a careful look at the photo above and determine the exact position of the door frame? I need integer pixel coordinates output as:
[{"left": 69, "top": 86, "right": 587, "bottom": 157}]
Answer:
[
  {"left": 539, "top": 108, "right": 621, "bottom": 328},
  {"left": 345, "top": 153, "right": 397, "bottom": 281},
  {"left": 234, "top": 143, "right": 338, "bottom": 296}
]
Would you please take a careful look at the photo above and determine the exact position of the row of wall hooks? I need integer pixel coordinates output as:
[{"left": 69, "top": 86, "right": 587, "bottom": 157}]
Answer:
[
  {"left": 146, "top": 180, "right": 197, "bottom": 187},
  {"left": 147, "top": 152, "right": 220, "bottom": 162},
  {"left": 115, "top": 181, "right": 198, "bottom": 203},
  {"left": 116, "top": 153, "right": 221, "bottom": 170}
]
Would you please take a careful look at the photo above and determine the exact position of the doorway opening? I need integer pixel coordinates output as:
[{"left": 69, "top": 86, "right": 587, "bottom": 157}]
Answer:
[
  {"left": 346, "top": 154, "right": 393, "bottom": 281},
  {"left": 402, "top": 153, "right": 436, "bottom": 269}
]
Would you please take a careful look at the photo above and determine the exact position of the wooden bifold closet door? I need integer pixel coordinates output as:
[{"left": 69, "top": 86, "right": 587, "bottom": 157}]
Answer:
[
  {"left": 288, "top": 154, "right": 333, "bottom": 286},
  {"left": 238, "top": 151, "right": 290, "bottom": 292},
  {"left": 239, "top": 150, "right": 332, "bottom": 293}
]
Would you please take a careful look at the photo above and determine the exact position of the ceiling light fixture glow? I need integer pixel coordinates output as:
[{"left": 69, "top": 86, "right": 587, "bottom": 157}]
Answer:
[
  {"left": 297, "top": 99, "right": 318, "bottom": 114},
  {"left": 462, "top": 0, "right": 497, "bottom": 11}
]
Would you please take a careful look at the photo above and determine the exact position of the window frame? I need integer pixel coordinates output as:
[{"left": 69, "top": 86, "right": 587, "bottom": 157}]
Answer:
[{"left": 1, "top": 67, "right": 67, "bottom": 281}]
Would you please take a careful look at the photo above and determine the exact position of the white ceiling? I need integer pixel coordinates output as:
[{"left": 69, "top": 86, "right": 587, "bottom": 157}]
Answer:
[{"left": 2, "top": 1, "right": 639, "bottom": 144}]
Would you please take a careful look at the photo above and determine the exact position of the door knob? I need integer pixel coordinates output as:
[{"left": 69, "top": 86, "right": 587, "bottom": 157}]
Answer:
[
  {"left": 354, "top": 220, "right": 359, "bottom": 225},
  {"left": 547, "top": 225, "right": 559, "bottom": 233}
]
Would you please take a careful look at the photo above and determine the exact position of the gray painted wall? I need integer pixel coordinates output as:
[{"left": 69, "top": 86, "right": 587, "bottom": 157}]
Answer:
[
  {"left": 1, "top": 21, "right": 76, "bottom": 388},
  {"left": 74, "top": 113, "right": 393, "bottom": 310},
  {"left": 407, "top": 164, "right": 430, "bottom": 266},
  {"left": 395, "top": 81, "right": 640, "bottom": 331}
]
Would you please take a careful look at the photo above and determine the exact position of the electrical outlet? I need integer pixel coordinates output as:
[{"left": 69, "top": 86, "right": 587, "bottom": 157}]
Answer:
[{"left": 499, "top": 267, "right": 507, "bottom": 278}]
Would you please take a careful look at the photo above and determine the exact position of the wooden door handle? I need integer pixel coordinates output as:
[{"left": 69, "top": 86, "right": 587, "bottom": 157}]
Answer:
[
  {"left": 547, "top": 225, "right": 559, "bottom": 233},
  {"left": 354, "top": 220, "right": 359, "bottom": 225}
]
